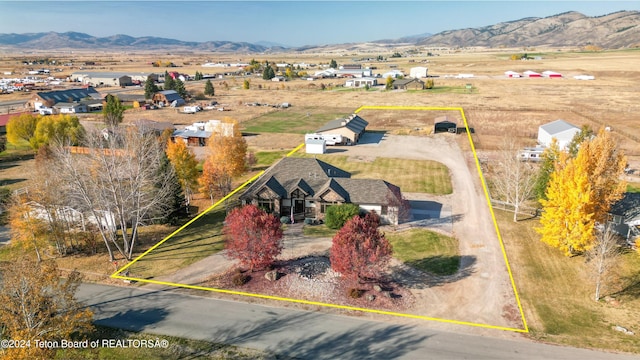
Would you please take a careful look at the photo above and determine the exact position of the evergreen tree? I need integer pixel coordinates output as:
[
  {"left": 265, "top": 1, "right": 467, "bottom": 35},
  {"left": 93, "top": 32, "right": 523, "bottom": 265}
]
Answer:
[
  {"left": 204, "top": 79, "right": 215, "bottom": 96},
  {"left": 103, "top": 94, "right": 125, "bottom": 127},
  {"left": 329, "top": 59, "right": 338, "bottom": 69},
  {"left": 144, "top": 76, "right": 159, "bottom": 99},
  {"left": 262, "top": 63, "right": 275, "bottom": 80},
  {"left": 164, "top": 72, "right": 176, "bottom": 91},
  {"left": 174, "top": 78, "right": 188, "bottom": 98},
  {"left": 157, "top": 151, "right": 184, "bottom": 222}
]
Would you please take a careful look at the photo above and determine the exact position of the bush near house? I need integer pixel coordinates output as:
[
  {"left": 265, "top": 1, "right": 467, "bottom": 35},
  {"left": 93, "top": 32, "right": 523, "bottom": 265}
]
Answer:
[{"left": 325, "top": 203, "right": 360, "bottom": 229}]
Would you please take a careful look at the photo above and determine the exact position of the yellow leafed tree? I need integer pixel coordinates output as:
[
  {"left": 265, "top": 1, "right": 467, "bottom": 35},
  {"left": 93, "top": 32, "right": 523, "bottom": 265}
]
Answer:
[
  {"left": 578, "top": 128, "right": 627, "bottom": 223},
  {"left": 199, "top": 118, "right": 247, "bottom": 203},
  {"left": 537, "top": 152, "right": 595, "bottom": 256},
  {"left": 166, "top": 139, "right": 199, "bottom": 205}
]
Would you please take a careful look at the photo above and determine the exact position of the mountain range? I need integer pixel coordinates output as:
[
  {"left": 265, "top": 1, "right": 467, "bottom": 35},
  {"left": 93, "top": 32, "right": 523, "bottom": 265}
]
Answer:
[{"left": 0, "top": 11, "right": 638, "bottom": 51}]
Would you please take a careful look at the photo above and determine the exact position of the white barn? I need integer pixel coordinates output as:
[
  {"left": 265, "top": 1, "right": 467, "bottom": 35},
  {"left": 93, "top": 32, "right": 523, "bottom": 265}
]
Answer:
[
  {"left": 538, "top": 120, "right": 580, "bottom": 150},
  {"left": 410, "top": 66, "right": 428, "bottom": 78}
]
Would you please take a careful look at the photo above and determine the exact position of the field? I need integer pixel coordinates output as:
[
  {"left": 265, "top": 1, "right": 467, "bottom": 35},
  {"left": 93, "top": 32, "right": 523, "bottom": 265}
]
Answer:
[{"left": 1, "top": 47, "right": 640, "bottom": 352}]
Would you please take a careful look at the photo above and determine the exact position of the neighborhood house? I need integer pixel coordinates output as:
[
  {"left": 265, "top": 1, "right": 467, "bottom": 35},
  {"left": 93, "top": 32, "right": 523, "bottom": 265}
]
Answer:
[{"left": 240, "top": 157, "right": 404, "bottom": 225}]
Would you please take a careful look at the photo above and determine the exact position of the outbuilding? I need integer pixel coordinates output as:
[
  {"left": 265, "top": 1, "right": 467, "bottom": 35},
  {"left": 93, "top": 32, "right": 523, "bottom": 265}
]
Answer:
[
  {"left": 153, "top": 90, "right": 185, "bottom": 107},
  {"left": 409, "top": 66, "right": 428, "bottom": 78},
  {"left": 538, "top": 119, "right": 580, "bottom": 150},
  {"left": 316, "top": 114, "right": 368, "bottom": 145},
  {"left": 305, "top": 138, "right": 326, "bottom": 154},
  {"left": 523, "top": 70, "right": 542, "bottom": 78},
  {"left": 434, "top": 116, "right": 457, "bottom": 133},
  {"left": 505, "top": 71, "right": 521, "bottom": 78}
]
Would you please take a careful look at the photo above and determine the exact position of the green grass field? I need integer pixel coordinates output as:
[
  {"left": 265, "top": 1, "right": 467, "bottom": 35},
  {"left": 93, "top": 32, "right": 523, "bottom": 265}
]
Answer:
[
  {"left": 295, "top": 154, "right": 452, "bottom": 195},
  {"left": 627, "top": 182, "right": 640, "bottom": 193},
  {"left": 242, "top": 106, "right": 353, "bottom": 134},
  {"left": 388, "top": 229, "right": 460, "bottom": 276}
]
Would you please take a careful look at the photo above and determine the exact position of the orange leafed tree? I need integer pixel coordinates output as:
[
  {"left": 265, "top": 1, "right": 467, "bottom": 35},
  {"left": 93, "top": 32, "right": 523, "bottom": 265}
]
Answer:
[
  {"left": 199, "top": 118, "right": 247, "bottom": 203},
  {"left": 166, "top": 139, "right": 199, "bottom": 205}
]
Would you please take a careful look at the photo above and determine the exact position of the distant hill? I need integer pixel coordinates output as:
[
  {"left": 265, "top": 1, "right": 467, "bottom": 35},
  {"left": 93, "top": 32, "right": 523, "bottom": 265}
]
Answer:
[
  {"left": 414, "top": 11, "right": 640, "bottom": 49},
  {"left": 0, "top": 11, "right": 638, "bottom": 52},
  {"left": 0, "top": 31, "right": 269, "bottom": 52}
]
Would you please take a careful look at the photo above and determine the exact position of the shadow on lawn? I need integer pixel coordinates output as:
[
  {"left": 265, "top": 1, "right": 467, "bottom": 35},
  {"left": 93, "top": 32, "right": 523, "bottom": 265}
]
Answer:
[{"left": 389, "top": 255, "right": 476, "bottom": 289}]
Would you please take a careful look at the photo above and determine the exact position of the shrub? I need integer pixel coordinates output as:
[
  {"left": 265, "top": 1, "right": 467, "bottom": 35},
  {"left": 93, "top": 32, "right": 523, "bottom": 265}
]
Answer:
[
  {"left": 325, "top": 203, "right": 360, "bottom": 229},
  {"left": 232, "top": 271, "right": 250, "bottom": 286},
  {"left": 348, "top": 288, "right": 364, "bottom": 299},
  {"left": 280, "top": 215, "right": 291, "bottom": 224}
]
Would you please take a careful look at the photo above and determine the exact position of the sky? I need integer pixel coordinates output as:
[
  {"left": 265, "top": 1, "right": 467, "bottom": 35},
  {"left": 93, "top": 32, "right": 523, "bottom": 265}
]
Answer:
[{"left": 0, "top": 1, "right": 638, "bottom": 47}]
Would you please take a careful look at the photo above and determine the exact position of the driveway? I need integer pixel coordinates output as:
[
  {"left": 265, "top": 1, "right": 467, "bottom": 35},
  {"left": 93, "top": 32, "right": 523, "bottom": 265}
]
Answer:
[{"left": 334, "top": 134, "right": 522, "bottom": 330}]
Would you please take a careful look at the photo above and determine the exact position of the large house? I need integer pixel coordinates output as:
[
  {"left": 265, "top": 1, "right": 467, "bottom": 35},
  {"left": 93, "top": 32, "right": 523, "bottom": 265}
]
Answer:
[
  {"left": 538, "top": 119, "right": 581, "bottom": 150},
  {"left": 316, "top": 114, "right": 368, "bottom": 145},
  {"left": 393, "top": 78, "right": 425, "bottom": 90},
  {"left": 240, "top": 157, "right": 404, "bottom": 225}
]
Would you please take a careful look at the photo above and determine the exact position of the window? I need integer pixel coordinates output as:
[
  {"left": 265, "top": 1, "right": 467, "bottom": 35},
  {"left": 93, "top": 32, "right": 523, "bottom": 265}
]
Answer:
[
  {"left": 258, "top": 199, "right": 274, "bottom": 213},
  {"left": 321, "top": 202, "right": 338, "bottom": 213}
]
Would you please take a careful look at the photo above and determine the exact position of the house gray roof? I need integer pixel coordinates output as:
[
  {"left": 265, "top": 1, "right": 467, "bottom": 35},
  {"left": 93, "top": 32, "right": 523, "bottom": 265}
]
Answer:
[
  {"left": 610, "top": 193, "right": 640, "bottom": 222},
  {"left": 173, "top": 128, "right": 211, "bottom": 139},
  {"left": 37, "top": 87, "right": 99, "bottom": 104},
  {"left": 393, "top": 78, "right": 424, "bottom": 86},
  {"left": 317, "top": 114, "right": 368, "bottom": 134},
  {"left": 156, "top": 90, "right": 185, "bottom": 105},
  {"left": 539, "top": 119, "right": 579, "bottom": 136},
  {"left": 240, "top": 157, "right": 402, "bottom": 206}
]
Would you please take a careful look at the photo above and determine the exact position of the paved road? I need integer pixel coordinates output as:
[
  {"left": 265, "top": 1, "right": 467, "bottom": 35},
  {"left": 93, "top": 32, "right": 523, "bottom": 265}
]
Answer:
[{"left": 77, "top": 283, "right": 637, "bottom": 360}]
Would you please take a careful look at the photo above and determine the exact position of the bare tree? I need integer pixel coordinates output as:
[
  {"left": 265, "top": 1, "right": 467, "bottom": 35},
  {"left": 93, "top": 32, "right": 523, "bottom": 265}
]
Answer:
[
  {"left": 52, "top": 126, "right": 177, "bottom": 261},
  {"left": 490, "top": 139, "right": 537, "bottom": 222},
  {"left": 586, "top": 223, "right": 621, "bottom": 302}
]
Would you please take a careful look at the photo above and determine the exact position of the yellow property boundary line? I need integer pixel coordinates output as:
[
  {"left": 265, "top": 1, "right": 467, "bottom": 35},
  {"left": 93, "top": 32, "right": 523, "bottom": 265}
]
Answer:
[{"left": 112, "top": 106, "right": 528, "bottom": 333}]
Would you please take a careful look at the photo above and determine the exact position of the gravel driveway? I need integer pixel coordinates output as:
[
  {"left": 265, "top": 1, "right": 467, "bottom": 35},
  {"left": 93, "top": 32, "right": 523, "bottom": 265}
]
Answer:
[{"left": 334, "top": 133, "right": 522, "bottom": 330}]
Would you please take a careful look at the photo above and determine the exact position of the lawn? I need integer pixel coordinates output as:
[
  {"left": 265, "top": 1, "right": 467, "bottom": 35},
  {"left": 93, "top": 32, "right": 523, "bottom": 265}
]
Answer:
[
  {"left": 627, "top": 182, "right": 640, "bottom": 193},
  {"left": 253, "top": 150, "right": 289, "bottom": 168},
  {"left": 126, "top": 208, "right": 227, "bottom": 280},
  {"left": 387, "top": 229, "right": 460, "bottom": 276},
  {"left": 303, "top": 224, "right": 337, "bottom": 238},
  {"left": 242, "top": 106, "right": 353, "bottom": 134},
  {"left": 294, "top": 154, "right": 452, "bottom": 195},
  {"left": 496, "top": 209, "right": 640, "bottom": 353}
]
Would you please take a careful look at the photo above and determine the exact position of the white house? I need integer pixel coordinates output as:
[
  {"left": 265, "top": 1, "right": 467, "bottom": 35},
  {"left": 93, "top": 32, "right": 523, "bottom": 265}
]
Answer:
[
  {"left": 345, "top": 77, "right": 377, "bottom": 88},
  {"left": 538, "top": 120, "right": 581, "bottom": 150},
  {"left": 409, "top": 66, "right": 428, "bottom": 78}
]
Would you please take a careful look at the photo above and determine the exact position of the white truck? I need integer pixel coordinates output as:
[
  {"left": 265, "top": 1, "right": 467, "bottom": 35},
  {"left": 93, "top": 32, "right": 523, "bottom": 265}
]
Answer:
[{"left": 183, "top": 106, "right": 201, "bottom": 114}]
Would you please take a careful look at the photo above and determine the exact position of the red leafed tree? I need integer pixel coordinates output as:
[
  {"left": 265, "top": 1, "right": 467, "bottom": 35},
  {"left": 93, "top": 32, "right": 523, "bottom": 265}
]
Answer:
[
  {"left": 224, "top": 204, "right": 284, "bottom": 271},
  {"left": 330, "top": 213, "right": 393, "bottom": 280}
]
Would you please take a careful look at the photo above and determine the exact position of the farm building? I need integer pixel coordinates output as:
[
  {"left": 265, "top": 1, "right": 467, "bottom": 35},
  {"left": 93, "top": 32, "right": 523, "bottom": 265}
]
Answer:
[
  {"left": 609, "top": 192, "right": 640, "bottom": 245},
  {"left": 172, "top": 128, "right": 211, "bottom": 147},
  {"left": 153, "top": 90, "right": 185, "bottom": 107},
  {"left": 542, "top": 71, "right": 562, "bottom": 78},
  {"left": 393, "top": 78, "right": 425, "bottom": 90},
  {"left": 130, "top": 119, "right": 175, "bottom": 136},
  {"left": 71, "top": 71, "right": 158, "bottom": 85},
  {"left": 505, "top": 71, "right": 521, "bottom": 78},
  {"left": 523, "top": 71, "right": 542, "bottom": 78},
  {"left": 345, "top": 77, "right": 377, "bottom": 88},
  {"left": 434, "top": 116, "right": 457, "bottom": 133},
  {"left": 305, "top": 138, "right": 326, "bottom": 154},
  {"left": 538, "top": 119, "right": 580, "bottom": 150},
  {"left": 409, "top": 66, "right": 428, "bottom": 78},
  {"left": 28, "top": 87, "right": 101, "bottom": 110},
  {"left": 239, "top": 157, "right": 404, "bottom": 225},
  {"left": 381, "top": 70, "right": 404, "bottom": 79},
  {"left": 54, "top": 102, "right": 88, "bottom": 114},
  {"left": 316, "top": 114, "right": 368, "bottom": 145}
]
